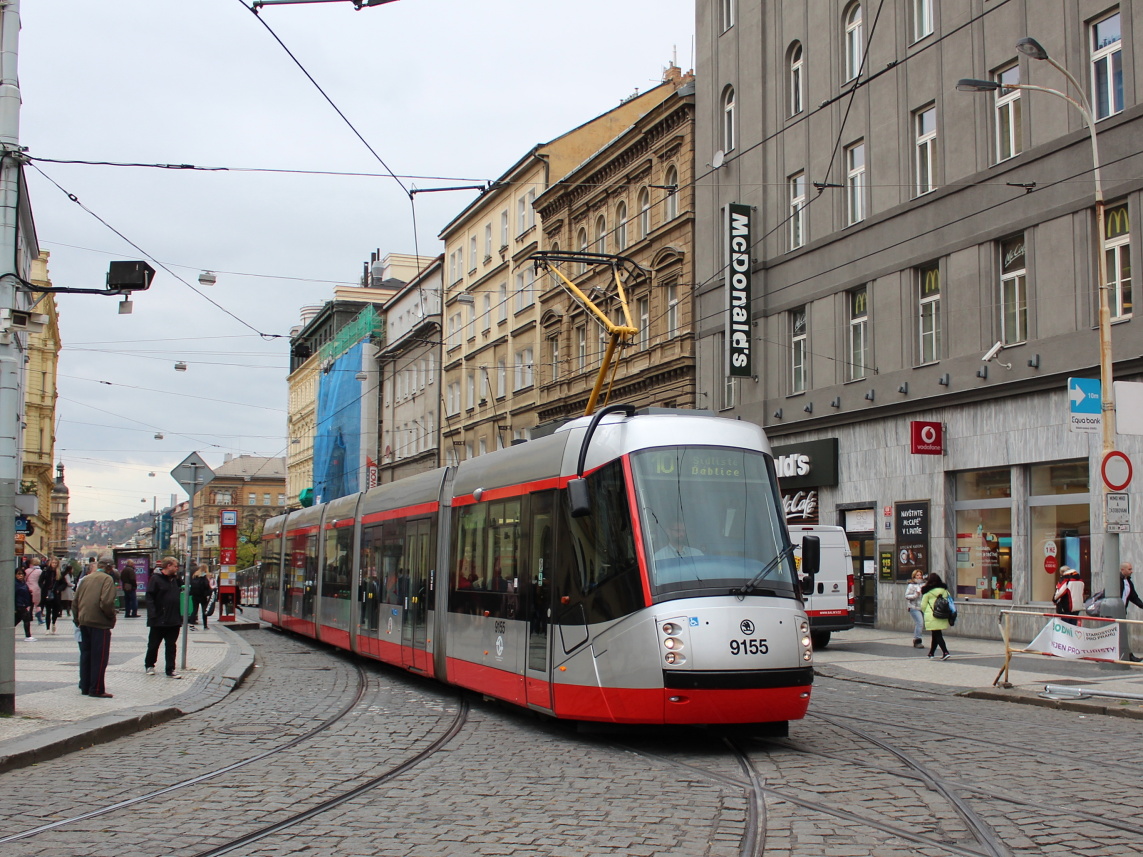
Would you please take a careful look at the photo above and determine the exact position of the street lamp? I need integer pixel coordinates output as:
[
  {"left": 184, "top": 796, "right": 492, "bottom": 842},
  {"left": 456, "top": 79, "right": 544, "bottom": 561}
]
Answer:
[{"left": 959, "top": 37, "right": 1124, "bottom": 645}]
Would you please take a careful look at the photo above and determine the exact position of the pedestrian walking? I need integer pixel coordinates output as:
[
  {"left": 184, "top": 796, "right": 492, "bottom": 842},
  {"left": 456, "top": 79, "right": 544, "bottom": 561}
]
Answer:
[
  {"left": 120, "top": 560, "right": 139, "bottom": 618},
  {"left": 73, "top": 557, "right": 118, "bottom": 697},
  {"left": 25, "top": 559, "right": 43, "bottom": 626},
  {"left": 919, "top": 572, "right": 952, "bottom": 660},
  {"left": 145, "top": 557, "right": 184, "bottom": 679},
  {"left": 1052, "top": 566, "right": 1084, "bottom": 627},
  {"left": 905, "top": 569, "right": 925, "bottom": 648},
  {"left": 1118, "top": 562, "right": 1143, "bottom": 662},
  {"left": 188, "top": 565, "right": 212, "bottom": 631},
  {"left": 59, "top": 560, "right": 77, "bottom": 617},
  {"left": 14, "top": 567, "right": 35, "bottom": 641},
  {"left": 39, "top": 557, "right": 64, "bottom": 635}
]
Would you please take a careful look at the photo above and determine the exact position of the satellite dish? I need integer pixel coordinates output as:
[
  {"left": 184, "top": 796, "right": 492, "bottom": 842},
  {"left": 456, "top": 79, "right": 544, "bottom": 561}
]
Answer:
[{"left": 711, "top": 149, "right": 725, "bottom": 169}]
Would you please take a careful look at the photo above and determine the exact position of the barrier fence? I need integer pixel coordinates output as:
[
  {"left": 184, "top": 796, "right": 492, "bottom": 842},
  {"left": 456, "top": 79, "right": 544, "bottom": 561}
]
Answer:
[{"left": 993, "top": 609, "right": 1143, "bottom": 687}]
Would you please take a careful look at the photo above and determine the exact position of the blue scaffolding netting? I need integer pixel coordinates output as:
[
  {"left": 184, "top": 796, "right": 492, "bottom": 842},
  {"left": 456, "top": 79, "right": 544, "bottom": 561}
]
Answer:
[{"left": 313, "top": 341, "right": 364, "bottom": 504}]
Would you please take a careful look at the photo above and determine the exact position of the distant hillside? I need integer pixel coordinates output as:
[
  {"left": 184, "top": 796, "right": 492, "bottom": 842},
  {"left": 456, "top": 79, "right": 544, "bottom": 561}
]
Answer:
[{"left": 69, "top": 513, "right": 155, "bottom": 556}]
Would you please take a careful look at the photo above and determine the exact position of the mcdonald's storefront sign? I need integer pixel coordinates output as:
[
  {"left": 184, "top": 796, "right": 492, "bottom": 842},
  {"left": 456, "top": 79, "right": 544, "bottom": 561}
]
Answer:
[{"left": 1106, "top": 204, "right": 1129, "bottom": 239}]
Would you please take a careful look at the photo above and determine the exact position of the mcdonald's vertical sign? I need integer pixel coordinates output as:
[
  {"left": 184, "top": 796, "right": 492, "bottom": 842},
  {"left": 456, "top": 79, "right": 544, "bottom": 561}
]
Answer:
[{"left": 725, "top": 202, "right": 753, "bottom": 378}]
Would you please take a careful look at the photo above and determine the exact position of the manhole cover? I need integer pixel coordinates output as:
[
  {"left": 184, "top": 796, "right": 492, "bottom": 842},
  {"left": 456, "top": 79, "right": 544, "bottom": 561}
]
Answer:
[{"left": 217, "top": 723, "right": 279, "bottom": 736}]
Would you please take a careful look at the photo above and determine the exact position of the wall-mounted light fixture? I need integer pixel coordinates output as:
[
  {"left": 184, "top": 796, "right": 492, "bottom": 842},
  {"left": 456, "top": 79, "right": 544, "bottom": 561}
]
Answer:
[
  {"left": 938, "top": 374, "right": 950, "bottom": 386},
  {"left": 864, "top": 389, "right": 875, "bottom": 401},
  {"left": 803, "top": 402, "right": 813, "bottom": 414},
  {"left": 1028, "top": 354, "right": 1041, "bottom": 369},
  {"left": 772, "top": 408, "right": 783, "bottom": 420},
  {"left": 976, "top": 364, "right": 988, "bottom": 380},
  {"left": 898, "top": 383, "right": 909, "bottom": 395},
  {"left": 830, "top": 397, "right": 841, "bottom": 408}
]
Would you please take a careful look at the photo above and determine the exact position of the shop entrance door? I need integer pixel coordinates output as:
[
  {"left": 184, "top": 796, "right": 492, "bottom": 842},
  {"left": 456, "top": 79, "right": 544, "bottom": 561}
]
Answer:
[{"left": 849, "top": 535, "right": 877, "bottom": 624}]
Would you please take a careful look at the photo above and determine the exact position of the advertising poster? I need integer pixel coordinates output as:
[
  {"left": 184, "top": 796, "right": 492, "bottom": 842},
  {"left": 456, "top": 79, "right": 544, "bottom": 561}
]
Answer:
[{"left": 895, "top": 501, "right": 929, "bottom": 583}]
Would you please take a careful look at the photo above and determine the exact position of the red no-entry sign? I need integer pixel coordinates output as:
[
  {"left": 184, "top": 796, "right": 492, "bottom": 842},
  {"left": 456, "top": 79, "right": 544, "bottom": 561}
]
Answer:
[{"left": 1101, "top": 450, "right": 1133, "bottom": 492}]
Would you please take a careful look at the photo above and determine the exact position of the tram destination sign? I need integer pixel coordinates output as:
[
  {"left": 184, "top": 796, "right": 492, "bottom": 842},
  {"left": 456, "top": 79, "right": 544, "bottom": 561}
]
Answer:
[{"left": 725, "top": 202, "right": 752, "bottom": 378}]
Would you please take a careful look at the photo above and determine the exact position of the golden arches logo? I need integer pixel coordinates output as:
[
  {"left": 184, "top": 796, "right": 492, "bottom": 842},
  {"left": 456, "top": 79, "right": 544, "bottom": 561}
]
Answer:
[{"left": 1106, "top": 205, "right": 1129, "bottom": 240}]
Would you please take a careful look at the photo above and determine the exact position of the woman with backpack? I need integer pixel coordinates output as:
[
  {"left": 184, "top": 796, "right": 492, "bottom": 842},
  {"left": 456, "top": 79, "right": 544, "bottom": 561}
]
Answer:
[
  {"left": 1052, "top": 566, "right": 1084, "bottom": 627},
  {"left": 919, "top": 572, "right": 952, "bottom": 660}
]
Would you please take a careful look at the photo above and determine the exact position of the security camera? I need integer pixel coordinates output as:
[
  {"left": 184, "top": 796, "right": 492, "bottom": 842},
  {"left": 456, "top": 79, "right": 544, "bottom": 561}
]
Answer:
[{"left": 982, "top": 341, "right": 1004, "bottom": 362}]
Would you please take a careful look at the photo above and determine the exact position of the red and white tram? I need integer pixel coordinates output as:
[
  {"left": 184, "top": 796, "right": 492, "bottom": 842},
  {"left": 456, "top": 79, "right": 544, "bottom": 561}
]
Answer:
[{"left": 255, "top": 407, "right": 818, "bottom": 727}]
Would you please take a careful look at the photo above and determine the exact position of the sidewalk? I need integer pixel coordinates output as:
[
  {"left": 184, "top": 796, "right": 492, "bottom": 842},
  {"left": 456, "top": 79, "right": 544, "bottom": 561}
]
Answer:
[
  {"left": 814, "top": 625, "right": 1143, "bottom": 719},
  {"left": 1, "top": 614, "right": 256, "bottom": 773}
]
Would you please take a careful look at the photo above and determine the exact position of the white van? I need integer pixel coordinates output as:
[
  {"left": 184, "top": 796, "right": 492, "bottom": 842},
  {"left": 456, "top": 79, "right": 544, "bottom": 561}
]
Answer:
[{"left": 789, "top": 524, "right": 854, "bottom": 649}]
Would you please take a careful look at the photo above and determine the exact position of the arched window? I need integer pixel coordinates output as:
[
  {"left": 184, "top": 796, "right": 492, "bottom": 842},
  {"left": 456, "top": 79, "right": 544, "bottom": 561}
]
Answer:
[
  {"left": 844, "top": 4, "right": 863, "bottom": 82},
  {"left": 638, "top": 188, "right": 651, "bottom": 239},
  {"left": 721, "top": 85, "right": 736, "bottom": 152},
  {"left": 577, "top": 227, "right": 589, "bottom": 274},
  {"left": 595, "top": 214, "right": 607, "bottom": 253},
  {"left": 616, "top": 201, "right": 628, "bottom": 251},
  {"left": 664, "top": 166, "right": 678, "bottom": 222},
  {"left": 789, "top": 42, "right": 803, "bottom": 115}
]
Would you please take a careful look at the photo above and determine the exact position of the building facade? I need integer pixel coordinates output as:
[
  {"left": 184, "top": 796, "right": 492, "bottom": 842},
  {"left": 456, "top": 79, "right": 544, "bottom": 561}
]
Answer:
[
  {"left": 534, "top": 71, "right": 697, "bottom": 425},
  {"left": 378, "top": 256, "right": 443, "bottom": 484},
  {"left": 438, "top": 83, "right": 680, "bottom": 462},
  {"left": 695, "top": 1, "right": 1143, "bottom": 644},
  {"left": 20, "top": 252, "right": 61, "bottom": 560}
]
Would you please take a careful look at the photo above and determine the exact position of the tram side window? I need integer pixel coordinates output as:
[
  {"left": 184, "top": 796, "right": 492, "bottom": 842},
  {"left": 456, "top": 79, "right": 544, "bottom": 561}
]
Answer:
[
  {"left": 322, "top": 526, "right": 353, "bottom": 600},
  {"left": 451, "top": 499, "right": 521, "bottom": 618},
  {"left": 360, "top": 519, "right": 408, "bottom": 608},
  {"left": 259, "top": 536, "right": 280, "bottom": 606},
  {"left": 563, "top": 460, "right": 642, "bottom": 622}
]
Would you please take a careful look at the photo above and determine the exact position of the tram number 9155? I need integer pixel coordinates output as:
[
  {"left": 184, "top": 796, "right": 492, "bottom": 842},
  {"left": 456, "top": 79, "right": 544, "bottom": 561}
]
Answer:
[{"left": 729, "top": 638, "right": 769, "bottom": 655}]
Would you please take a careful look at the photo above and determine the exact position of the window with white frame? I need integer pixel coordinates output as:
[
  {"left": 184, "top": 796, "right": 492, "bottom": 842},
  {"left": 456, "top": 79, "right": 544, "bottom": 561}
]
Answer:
[
  {"left": 912, "top": 0, "right": 932, "bottom": 42},
  {"left": 248, "top": 493, "right": 256, "bottom": 505},
  {"left": 478, "top": 437, "right": 487, "bottom": 457},
  {"left": 482, "top": 294, "right": 491, "bottom": 332},
  {"left": 484, "top": 223, "right": 492, "bottom": 260},
  {"left": 616, "top": 201, "right": 628, "bottom": 251},
  {"left": 514, "top": 347, "right": 533, "bottom": 390},
  {"left": 427, "top": 353, "right": 435, "bottom": 386},
  {"left": 514, "top": 267, "right": 535, "bottom": 312},
  {"left": 638, "top": 188, "right": 651, "bottom": 238},
  {"left": 497, "top": 282, "right": 508, "bottom": 323},
  {"left": 466, "top": 371, "right": 475, "bottom": 409},
  {"left": 466, "top": 301, "right": 475, "bottom": 339},
  {"left": 577, "top": 227, "right": 589, "bottom": 274},
  {"left": 457, "top": 245, "right": 464, "bottom": 277},
  {"left": 464, "top": 443, "right": 473, "bottom": 461},
  {"left": 721, "top": 86, "right": 735, "bottom": 153},
  {"left": 1091, "top": 11, "right": 1123, "bottom": 120},
  {"left": 844, "top": 3, "right": 863, "bottom": 82},
  {"left": 665, "top": 281, "right": 679, "bottom": 337},
  {"left": 577, "top": 325, "right": 587, "bottom": 371},
  {"left": 791, "top": 307, "right": 808, "bottom": 393},
  {"left": 447, "top": 311, "right": 462, "bottom": 348},
  {"left": 665, "top": 166, "right": 679, "bottom": 221},
  {"left": 995, "top": 64, "right": 1022, "bottom": 162},
  {"left": 719, "top": 0, "right": 734, "bottom": 32},
  {"left": 479, "top": 367, "right": 489, "bottom": 402},
  {"left": 496, "top": 359, "right": 506, "bottom": 397},
  {"left": 447, "top": 381, "right": 461, "bottom": 415},
  {"left": 846, "top": 286, "right": 868, "bottom": 381},
  {"left": 469, "top": 236, "right": 477, "bottom": 272},
  {"left": 1000, "top": 235, "right": 1027, "bottom": 345},
  {"left": 637, "top": 297, "right": 649, "bottom": 350},
  {"left": 789, "top": 171, "right": 806, "bottom": 249},
  {"left": 547, "top": 333, "right": 560, "bottom": 381},
  {"left": 915, "top": 106, "right": 937, "bottom": 195},
  {"left": 846, "top": 140, "right": 866, "bottom": 225},
  {"left": 595, "top": 214, "right": 607, "bottom": 253},
  {"left": 1105, "top": 202, "right": 1132, "bottom": 320},
  {"left": 517, "top": 196, "right": 527, "bottom": 236},
  {"left": 500, "top": 210, "right": 509, "bottom": 248},
  {"left": 789, "top": 42, "right": 803, "bottom": 116}
]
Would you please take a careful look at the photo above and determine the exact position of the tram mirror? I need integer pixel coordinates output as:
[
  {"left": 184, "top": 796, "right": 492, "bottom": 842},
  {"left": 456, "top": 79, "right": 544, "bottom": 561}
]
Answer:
[
  {"left": 800, "top": 535, "right": 820, "bottom": 579},
  {"left": 568, "top": 478, "right": 591, "bottom": 518}
]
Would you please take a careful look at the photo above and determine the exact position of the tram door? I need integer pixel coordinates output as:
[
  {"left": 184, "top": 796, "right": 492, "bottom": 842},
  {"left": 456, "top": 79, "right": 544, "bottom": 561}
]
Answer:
[
  {"left": 401, "top": 518, "right": 433, "bottom": 672},
  {"left": 525, "top": 491, "right": 555, "bottom": 711},
  {"left": 849, "top": 535, "right": 877, "bottom": 624}
]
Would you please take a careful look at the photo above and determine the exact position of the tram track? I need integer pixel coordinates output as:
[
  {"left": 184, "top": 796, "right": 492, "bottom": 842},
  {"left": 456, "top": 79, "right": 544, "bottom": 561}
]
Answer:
[{"left": 0, "top": 653, "right": 371, "bottom": 846}]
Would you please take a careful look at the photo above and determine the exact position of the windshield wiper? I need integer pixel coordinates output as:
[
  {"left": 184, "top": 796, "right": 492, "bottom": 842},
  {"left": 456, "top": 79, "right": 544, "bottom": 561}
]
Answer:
[{"left": 730, "top": 544, "right": 794, "bottom": 599}]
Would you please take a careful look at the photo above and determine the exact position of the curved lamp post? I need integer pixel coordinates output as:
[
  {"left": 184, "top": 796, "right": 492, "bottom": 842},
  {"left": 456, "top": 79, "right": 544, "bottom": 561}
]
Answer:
[{"left": 958, "top": 36, "right": 1125, "bottom": 640}]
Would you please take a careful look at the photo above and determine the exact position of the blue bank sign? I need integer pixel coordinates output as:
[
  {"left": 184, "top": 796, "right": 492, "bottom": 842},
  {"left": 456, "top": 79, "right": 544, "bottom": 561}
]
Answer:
[
  {"left": 725, "top": 202, "right": 752, "bottom": 378},
  {"left": 1068, "top": 377, "right": 1101, "bottom": 433}
]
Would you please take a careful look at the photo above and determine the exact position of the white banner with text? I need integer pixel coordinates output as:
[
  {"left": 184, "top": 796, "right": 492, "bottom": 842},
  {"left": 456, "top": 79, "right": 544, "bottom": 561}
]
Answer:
[{"left": 1026, "top": 619, "right": 1120, "bottom": 661}]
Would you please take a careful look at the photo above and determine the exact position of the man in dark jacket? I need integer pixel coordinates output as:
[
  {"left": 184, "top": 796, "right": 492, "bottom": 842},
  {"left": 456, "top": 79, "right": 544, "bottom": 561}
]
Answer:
[
  {"left": 145, "top": 557, "right": 184, "bottom": 678},
  {"left": 120, "top": 561, "right": 139, "bottom": 618},
  {"left": 1119, "top": 563, "right": 1143, "bottom": 662},
  {"left": 74, "top": 557, "right": 118, "bottom": 697}
]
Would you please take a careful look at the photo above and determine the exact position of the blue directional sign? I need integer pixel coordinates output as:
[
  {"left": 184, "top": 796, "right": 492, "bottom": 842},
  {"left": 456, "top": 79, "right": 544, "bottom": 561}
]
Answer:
[{"left": 1068, "top": 377, "right": 1101, "bottom": 433}]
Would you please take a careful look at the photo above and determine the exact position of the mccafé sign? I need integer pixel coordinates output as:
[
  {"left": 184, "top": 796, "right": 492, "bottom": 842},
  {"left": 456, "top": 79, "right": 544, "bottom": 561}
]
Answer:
[{"left": 772, "top": 438, "right": 839, "bottom": 523}]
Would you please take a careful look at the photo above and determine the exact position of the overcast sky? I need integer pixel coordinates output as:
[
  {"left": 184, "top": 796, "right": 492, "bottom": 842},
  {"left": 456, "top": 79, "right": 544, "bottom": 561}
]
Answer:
[{"left": 19, "top": 0, "right": 695, "bottom": 522}]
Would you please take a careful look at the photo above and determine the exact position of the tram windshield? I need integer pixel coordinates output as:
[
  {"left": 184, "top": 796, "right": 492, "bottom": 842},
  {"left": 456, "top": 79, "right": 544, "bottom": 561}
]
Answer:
[{"left": 630, "top": 446, "right": 797, "bottom": 600}]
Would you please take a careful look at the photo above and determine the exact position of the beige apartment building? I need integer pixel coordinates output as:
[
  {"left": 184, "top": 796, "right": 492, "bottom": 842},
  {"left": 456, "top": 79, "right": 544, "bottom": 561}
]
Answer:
[
  {"left": 534, "top": 71, "right": 696, "bottom": 425},
  {"left": 20, "top": 251, "right": 61, "bottom": 559},
  {"left": 438, "top": 80, "right": 681, "bottom": 461}
]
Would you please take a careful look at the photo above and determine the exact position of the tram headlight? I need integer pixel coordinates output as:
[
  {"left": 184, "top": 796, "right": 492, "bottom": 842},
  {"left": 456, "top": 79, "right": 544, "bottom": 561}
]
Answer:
[
  {"left": 799, "top": 621, "right": 810, "bottom": 636},
  {"left": 665, "top": 652, "right": 686, "bottom": 665},
  {"left": 663, "top": 637, "right": 682, "bottom": 650},
  {"left": 663, "top": 622, "right": 681, "bottom": 635}
]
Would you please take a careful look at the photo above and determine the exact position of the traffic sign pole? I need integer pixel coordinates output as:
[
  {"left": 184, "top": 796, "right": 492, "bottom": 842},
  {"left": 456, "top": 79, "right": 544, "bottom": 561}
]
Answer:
[{"left": 171, "top": 453, "right": 214, "bottom": 671}]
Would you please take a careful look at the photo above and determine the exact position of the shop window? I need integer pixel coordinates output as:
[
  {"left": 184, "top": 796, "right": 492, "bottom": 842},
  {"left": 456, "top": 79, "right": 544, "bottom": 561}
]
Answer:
[
  {"left": 954, "top": 468, "right": 1011, "bottom": 600},
  {"left": 1029, "top": 461, "right": 1091, "bottom": 603}
]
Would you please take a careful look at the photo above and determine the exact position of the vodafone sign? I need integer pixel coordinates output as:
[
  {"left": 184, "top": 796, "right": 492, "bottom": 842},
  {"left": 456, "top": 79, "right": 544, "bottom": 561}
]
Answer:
[{"left": 910, "top": 421, "right": 944, "bottom": 455}]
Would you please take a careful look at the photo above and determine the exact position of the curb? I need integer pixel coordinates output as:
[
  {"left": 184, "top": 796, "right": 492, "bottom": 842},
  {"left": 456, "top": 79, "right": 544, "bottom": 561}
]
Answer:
[{"left": 0, "top": 626, "right": 256, "bottom": 774}]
